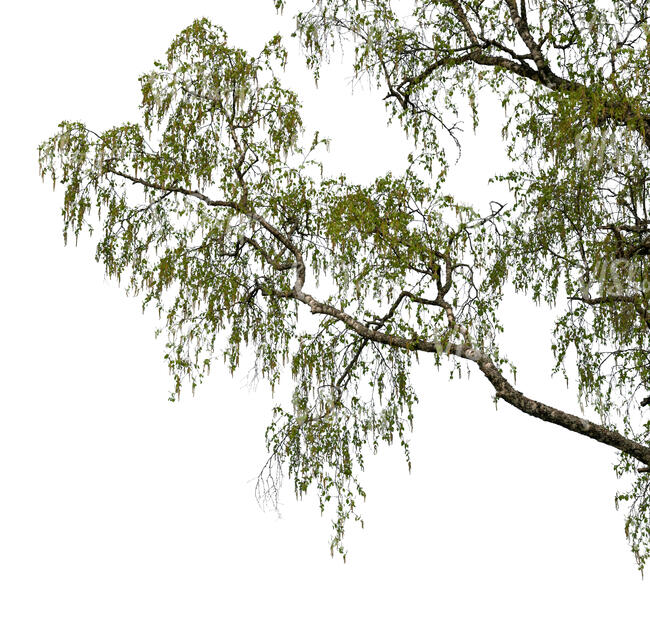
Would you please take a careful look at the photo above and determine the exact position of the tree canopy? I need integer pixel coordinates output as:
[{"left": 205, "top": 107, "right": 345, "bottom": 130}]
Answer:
[{"left": 39, "top": 1, "right": 650, "bottom": 569}]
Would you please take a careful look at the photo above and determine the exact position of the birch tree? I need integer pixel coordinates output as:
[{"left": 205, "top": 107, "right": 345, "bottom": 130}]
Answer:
[{"left": 40, "top": 1, "right": 650, "bottom": 568}]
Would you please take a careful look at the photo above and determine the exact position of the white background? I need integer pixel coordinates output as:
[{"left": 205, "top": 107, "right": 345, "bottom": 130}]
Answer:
[{"left": 1, "top": 1, "right": 648, "bottom": 622}]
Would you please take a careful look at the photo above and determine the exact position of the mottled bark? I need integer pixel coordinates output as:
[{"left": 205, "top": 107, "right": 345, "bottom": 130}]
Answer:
[
  {"left": 465, "top": 348, "right": 650, "bottom": 468},
  {"left": 291, "top": 269, "right": 650, "bottom": 469}
]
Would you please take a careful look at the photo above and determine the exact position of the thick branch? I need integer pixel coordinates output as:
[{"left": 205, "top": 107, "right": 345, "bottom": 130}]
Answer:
[
  {"left": 273, "top": 235, "right": 650, "bottom": 466},
  {"left": 283, "top": 269, "right": 650, "bottom": 467},
  {"left": 462, "top": 347, "right": 650, "bottom": 467}
]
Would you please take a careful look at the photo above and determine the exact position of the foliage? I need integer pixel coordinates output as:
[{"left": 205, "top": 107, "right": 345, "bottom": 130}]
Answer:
[{"left": 40, "top": 3, "right": 650, "bottom": 568}]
